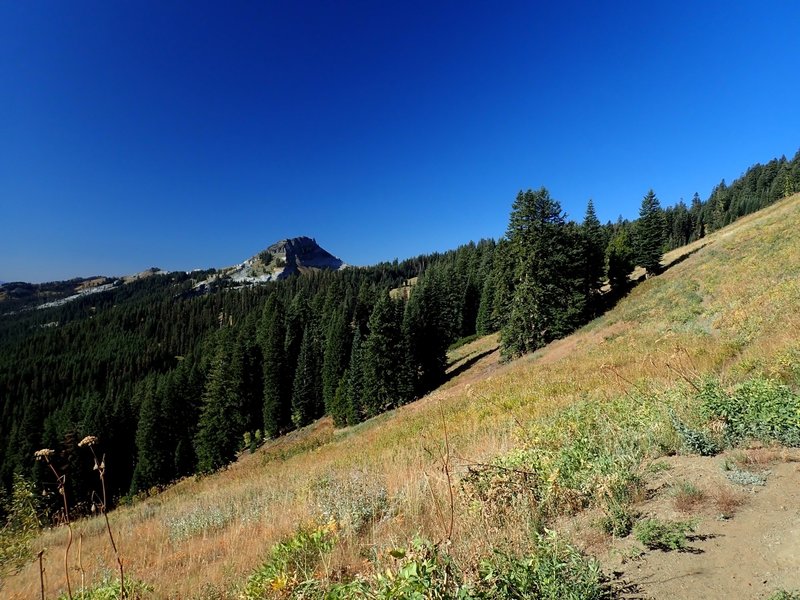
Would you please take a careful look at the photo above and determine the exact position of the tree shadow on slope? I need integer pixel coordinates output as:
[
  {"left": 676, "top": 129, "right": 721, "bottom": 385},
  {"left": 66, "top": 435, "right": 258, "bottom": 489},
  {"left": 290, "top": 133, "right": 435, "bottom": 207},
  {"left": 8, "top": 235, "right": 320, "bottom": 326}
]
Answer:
[
  {"left": 443, "top": 346, "right": 499, "bottom": 385},
  {"left": 599, "top": 244, "right": 707, "bottom": 316}
]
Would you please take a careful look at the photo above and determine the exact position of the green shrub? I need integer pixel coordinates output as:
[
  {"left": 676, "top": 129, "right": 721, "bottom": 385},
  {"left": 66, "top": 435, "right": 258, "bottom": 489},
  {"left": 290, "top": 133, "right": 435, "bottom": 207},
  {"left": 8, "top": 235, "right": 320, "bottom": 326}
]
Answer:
[
  {"left": 477, "top": 530, "right": 602, "bottom": 600},
  {"left": 597, "top": 501, "right": 637, "bottom": 537},
  {"left": 59, "top": 575, "right": 151, "bottom": 599},
  {"left": 700, "top": 377, "right": 800, "bottom": 446},
  {"left": 0, "top": 474, "right": 42, "bottom": 577},
  {"left": 369, "top": 537, "right": 467, "bottom": 599},
  {"left": 669, "top": 409, "right": 721, "bottom": 456},
  {"left": 633, "top": 518, "right": 695, "bottom": 551},
  {"left": 241, "top": 522, "right": 337, "bottom": 599},
  {"left": 243, "top": 531, "right": 603, "bottom": 599},
  {"left": 768, "top": 590, "right": 800, "bottom": 600},
  {"left": 721, "top": 460, "right": 768, "bottom": 486}
]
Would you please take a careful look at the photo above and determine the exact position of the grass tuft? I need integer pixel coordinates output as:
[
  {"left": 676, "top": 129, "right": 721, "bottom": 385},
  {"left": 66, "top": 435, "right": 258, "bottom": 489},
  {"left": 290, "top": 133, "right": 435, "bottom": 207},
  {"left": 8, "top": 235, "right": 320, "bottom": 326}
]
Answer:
[{"left": 633, "top": 518, "right": 696, "bottom": 551}]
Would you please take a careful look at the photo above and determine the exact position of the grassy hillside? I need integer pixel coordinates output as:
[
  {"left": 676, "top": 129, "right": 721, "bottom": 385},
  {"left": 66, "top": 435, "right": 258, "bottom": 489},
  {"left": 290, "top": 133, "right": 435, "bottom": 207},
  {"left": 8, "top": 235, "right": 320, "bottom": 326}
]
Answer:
[{"left": 5, "top": 193, "right": 800, "bottom": 598}]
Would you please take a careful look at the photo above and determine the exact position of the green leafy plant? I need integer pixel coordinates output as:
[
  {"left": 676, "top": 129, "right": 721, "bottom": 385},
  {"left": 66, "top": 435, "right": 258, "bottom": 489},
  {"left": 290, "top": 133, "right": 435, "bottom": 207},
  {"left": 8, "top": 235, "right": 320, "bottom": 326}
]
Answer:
[
  {"left": 633, "top": 518, "right": 696, "bottom": 551},
  {"left": 59, "top": 575, "right": 151, "bottom": 600},
  {"left": 669, "top": 409, "right": 721, "bottom": 456},
  {"left": 0, "top": 473, "right": 42, "bottom": 577},
  {"left": 721, "top": 460, "right": 768, "bottom": 486},
  {"left": 597, "top": 501, "right": 637, "bottom": 537},
  {"left": 241, "top": 521, "right": 338, "bottom": 599},
  {"left": 700, "top": 378, "right": 800, "bottom": 446},
  {"left": 477, "top": 530, "right": 602, "bottom": 600},
  {"left": 767, "top": 590, "right": 800, "bottom": 600}
]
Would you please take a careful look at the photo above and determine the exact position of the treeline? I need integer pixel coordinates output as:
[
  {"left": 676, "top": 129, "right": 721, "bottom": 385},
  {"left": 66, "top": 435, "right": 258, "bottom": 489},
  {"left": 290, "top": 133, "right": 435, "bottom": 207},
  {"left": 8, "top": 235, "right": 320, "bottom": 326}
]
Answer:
[
  {"left": 0, "top": 248, "right": 495, "bottom": 510},
  {"left": 1, "top": 147, "right": 798, "bottom": 518}
]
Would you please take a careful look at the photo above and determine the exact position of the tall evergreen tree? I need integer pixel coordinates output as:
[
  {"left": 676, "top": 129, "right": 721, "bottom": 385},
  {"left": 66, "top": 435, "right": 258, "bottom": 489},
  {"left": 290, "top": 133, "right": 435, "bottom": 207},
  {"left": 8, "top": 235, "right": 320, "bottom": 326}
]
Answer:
[
  {"left": 291, "top": 325, "right": 323, "bottom": 427},
  {"left": 260, "top": 296, "right": 291, "bottom": 438},
  {"left": 194, "top": 330, "right": 247, "bottom": 473},
  {"left": 321, "top": 307, "right": 352, "bottom": 414},
  {"left": 581, "top": 199, "right": 606, "bottom": 315},
  {"left": 605, "top": 230, "right": 635, "bottom": 290},
  {"left": 635, "top": 189, "right": 666, "bottom": 276},
  {"left": 130, "top": 376, "right": 171, "bottom": 493},
  {"left": 499, "top": 188, "right": 586, "bottom": 359},
  {"left": 361, "top": 294, "right": 412, "bottom": 416},
  {"left": 689, "top": 192, "right": 705, "bottom": 241},
  {"left": 342, "top": 328, "right": 365, "bottom": 425},
  {"left": 475, "top": 271, "right": 496, "bottom": 335},
  {"left": 404, "top": 271, "right": 450, "bottom": 397},
  {"left": 237, "top": 319, "right": 264, "bottom": 434}
]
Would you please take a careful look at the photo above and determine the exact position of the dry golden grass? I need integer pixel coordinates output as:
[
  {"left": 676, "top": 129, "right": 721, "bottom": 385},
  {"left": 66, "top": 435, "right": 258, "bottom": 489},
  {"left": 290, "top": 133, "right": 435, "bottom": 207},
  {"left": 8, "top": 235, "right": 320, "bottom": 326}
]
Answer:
[
  {"left": 711, "top": 485, "right": 747, "bottom": 518},
  {"left": 671, "top": 482, "right": 707, "bottom": 513},
  {"left": 6, "top": 194, "right": 800, "bottom": 598}
]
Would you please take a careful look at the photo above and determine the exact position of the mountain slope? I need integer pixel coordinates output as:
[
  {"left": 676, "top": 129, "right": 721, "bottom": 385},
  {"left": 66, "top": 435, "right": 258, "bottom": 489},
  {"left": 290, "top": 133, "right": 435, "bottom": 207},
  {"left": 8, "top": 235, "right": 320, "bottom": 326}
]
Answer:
[
  {"left": 5, "top": 194, "right": 800, "bottom": 598},
  {"left": 221, "top": 236, "right": 346, "bottom": 283}
]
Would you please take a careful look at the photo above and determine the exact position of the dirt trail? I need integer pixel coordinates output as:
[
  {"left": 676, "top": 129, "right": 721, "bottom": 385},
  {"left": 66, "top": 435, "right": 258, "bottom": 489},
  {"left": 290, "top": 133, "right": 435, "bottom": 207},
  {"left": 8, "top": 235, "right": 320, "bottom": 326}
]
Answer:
[{"left": 605, "top": 452, "right": 800, "bottom": 599}]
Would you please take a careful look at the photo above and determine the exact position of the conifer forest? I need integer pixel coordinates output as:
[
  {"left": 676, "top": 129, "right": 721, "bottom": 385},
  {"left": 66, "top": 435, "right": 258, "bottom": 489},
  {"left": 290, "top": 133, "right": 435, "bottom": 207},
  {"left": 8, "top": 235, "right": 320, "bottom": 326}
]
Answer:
[{"left": 1, "top": 150, "right": 798, "bottom": 519}]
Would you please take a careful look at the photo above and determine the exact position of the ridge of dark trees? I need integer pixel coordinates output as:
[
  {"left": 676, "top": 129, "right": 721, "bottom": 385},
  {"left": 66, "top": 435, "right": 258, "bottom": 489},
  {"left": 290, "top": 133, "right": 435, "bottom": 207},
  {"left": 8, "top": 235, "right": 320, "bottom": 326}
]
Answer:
[{"left": 1, "top": 148, "right": 798, "bottom": 518}]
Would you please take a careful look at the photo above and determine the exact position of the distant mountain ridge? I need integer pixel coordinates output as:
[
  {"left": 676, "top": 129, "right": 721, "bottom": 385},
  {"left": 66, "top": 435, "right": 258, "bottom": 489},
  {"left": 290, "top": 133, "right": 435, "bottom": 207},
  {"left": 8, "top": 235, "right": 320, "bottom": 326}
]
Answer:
[
  {"left": 1, "top": 236, "right": 346, "bottom": 312},
  {"left": 223, "top": 236, "right": 346, "bottom": 284}
]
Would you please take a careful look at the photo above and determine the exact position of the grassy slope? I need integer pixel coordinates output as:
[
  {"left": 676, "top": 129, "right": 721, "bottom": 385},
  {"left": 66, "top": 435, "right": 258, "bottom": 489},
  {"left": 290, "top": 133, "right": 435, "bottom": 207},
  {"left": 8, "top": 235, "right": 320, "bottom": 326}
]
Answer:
[{"left": 6, "top": 193, "right": 800, "bottom": 598}]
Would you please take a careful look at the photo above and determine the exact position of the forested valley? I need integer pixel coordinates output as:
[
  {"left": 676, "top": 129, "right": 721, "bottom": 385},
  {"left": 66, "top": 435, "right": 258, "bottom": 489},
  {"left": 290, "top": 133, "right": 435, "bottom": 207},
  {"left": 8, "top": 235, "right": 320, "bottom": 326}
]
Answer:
[{"left": 1, "top": 149, "right": 798, "bottom": 519}]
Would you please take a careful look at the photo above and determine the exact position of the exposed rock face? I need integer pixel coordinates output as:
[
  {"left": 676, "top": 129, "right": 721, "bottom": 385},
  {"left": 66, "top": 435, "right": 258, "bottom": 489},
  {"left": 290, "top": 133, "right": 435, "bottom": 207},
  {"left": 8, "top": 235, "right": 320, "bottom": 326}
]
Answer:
[
  {"left": 225, "top": 236, "right": 346, "bottom": 284},
  {"left": 267, "top": 236, "right": 345, "bottom": 276}
]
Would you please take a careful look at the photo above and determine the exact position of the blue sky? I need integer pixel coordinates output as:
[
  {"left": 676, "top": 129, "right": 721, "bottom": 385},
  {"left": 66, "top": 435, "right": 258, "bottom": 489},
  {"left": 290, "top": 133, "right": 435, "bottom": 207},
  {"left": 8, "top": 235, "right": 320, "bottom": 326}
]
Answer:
[{"left": 2, "top": 1, "right": 799, "bottom": 282}]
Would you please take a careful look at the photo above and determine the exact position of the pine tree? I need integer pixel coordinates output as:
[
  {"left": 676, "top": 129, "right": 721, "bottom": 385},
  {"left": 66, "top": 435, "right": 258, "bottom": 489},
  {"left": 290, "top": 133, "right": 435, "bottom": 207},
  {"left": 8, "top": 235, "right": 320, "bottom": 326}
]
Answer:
[
  {"left": 284, "top": 291, "right": 309, "bottom": 391},
  {"left": 581, "top": 199, "right": 606, "bottom": 315},
  {"left": 361, "top": 294, "right": 411, "bottom": 416},
  {"left": 404, "top": 271, "right": 450, "bottom": 396},
  {"left": 475, "top": 272, "right": 496, "bottom": 335},
  {"left": 237, "top": 320, "right": 264, "bottom": 434},
  {"left": 344, "top": 328, "right": 365, "bottom": 424},
  {"left": 321, "top": 307, "right": 351, "bottom": 414},
  {"left": 130, "top": 376, "right": 170, "bottom": 492},
  {"left": 328, "top": 368, "right": 350, "bottom": 428},
  {"left": 689, "top": 192, "right": 704, "bottom": 241},
  {"left": 260, "top": 296, "right": 291, "bottom": 438},
  {"left": 499, "top": 188, "right": 585, "bottom": 359},
  {"left": 635, "top": 189, "right": 666, "bottom": 276},
  {"left": 194, "top": 330, "right": 247, "bottom": 473},
  {"left": 291, "top": 325, "right": 322, "bottom": 427},
  {"left": 606, "top": 230, "right": 635, "bottom": 290}
]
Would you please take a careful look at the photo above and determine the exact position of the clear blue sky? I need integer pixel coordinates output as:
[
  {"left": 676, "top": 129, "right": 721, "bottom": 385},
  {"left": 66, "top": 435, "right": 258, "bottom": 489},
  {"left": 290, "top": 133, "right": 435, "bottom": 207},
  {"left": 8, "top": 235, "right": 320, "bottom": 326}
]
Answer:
[{"left": 2, "top": 1, "right": 799, "bottom": 282}]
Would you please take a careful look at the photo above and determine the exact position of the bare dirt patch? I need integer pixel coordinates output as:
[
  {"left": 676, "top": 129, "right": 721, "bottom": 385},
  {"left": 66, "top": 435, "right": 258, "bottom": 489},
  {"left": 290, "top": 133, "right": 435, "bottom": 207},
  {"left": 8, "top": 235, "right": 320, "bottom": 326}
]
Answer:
[{"left": 602, "top": 451, "right": 800, "bottom": 599}]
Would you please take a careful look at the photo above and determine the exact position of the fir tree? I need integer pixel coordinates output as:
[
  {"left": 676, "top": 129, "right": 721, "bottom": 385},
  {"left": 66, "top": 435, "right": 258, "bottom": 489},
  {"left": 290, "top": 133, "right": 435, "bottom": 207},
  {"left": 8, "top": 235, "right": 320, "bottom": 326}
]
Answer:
[
  {"left": 475, "top": 271, "right": 496, "bottom": 335},
  {"left": 581, "top": 199, "right": 606, "bottom": 316},
  {"left": 344, "top": 328, "right": 365, "bottom": 424},
  {"left": 606, "top": 230, "right": 635, "bottom": 290},
  {"left": 361, "top": 294, "right": 412, "bottom": 416},
  {"left": 328, "top": 368, "right": 350, "bottom": 428},
  {"left": 130, "top": 376, "right": 170, "bottom": 492},
  {"left": 291, "top": 325, "right": 322, "bottom": 427},
  {"left": 635, "top": 189, "right": 666, "bottom": 276},
  {"left": 260, "top": 296, "right": 291, "bottom": 438},
  {"left": 321, "top": 307, "right": 351, "bottom": 414},
  {"left": 404, "top": 271, "right": 450, "bottom": 396},
  {"left": 194, "top": 330, "right": 247, "bottom": 473},
  {"left": 499, "top": 188, "right": 586, "bottom": 359}
]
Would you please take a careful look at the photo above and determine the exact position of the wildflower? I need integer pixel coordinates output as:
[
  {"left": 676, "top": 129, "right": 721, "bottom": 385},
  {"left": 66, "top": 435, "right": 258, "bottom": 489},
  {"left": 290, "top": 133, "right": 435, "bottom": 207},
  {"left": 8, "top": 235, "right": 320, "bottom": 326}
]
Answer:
[
  {"left": 78, "top": 435, "right": 98, "bottom": 448},
  {"left": 34, "top": 448, "right": 55, "bottom": 460}
]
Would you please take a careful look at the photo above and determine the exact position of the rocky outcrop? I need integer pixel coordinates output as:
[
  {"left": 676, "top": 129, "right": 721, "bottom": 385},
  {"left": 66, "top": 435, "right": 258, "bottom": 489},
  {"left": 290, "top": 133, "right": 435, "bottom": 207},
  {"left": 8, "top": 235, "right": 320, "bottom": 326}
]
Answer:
[{"left": 224, "top": 236, "right": 346, "bottom": 284}]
